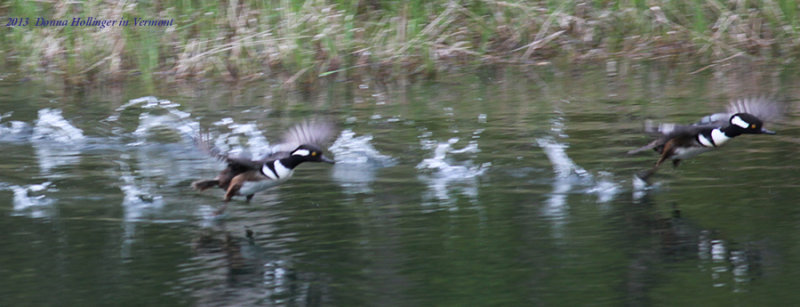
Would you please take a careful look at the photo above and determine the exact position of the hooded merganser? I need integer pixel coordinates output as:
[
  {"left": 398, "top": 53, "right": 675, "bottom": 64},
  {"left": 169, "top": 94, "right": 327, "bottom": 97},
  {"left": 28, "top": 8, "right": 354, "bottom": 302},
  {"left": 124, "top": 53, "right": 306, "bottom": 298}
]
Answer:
[
  {"left": 192, "top": 120, "right": 336, "bottom": 205},
  {"left": 628, "top": 97, "right": 782, "bottom": 180}
]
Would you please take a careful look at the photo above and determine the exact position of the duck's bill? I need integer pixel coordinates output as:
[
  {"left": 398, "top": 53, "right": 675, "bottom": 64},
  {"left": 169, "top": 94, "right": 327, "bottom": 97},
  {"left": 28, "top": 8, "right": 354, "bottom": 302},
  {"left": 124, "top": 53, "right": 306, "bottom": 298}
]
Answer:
[
  {"left": 761, "top": 127, "right": 776, "bottom": 135},
  {"left": 321, "top": 155, "right": 335, "bottom": 164}
]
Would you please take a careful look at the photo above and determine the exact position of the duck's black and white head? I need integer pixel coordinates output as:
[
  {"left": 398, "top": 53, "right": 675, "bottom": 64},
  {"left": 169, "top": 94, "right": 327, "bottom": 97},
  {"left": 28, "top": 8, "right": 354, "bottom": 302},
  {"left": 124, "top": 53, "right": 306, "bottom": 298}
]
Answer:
[
  {"left": 290, "top": 144, "right": 335, "bottom": 164},
  {"left": 727, "top": 113, "right": 775, "bottom": 135}
]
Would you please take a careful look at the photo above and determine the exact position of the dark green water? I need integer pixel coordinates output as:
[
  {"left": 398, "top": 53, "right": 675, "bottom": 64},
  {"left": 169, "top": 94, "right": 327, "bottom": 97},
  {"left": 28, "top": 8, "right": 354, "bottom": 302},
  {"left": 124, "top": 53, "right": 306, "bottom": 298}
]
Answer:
[{"left": 1, "top": 65, "right": 799, "bottom": 306}]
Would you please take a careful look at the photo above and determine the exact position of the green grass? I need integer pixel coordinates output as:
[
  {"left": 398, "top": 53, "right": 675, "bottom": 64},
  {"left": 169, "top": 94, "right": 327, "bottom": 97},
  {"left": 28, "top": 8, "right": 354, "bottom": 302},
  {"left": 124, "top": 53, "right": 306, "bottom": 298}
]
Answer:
[{"left": 1, "top": 0, "right": 799, "bottom": 85}]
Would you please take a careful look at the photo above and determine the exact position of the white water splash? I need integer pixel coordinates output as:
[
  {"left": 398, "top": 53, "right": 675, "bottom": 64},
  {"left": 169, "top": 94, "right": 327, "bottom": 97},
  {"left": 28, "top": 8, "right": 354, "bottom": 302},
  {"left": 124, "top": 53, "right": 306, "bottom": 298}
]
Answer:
[
  {"left": 31, "top": 109, "right": 85, "bottom": 174},
  {"left": 106, "top": 96, "right": 200, "bottom": 147},
  {"left": 536, "top": 109, "right": 620, "bottom": 240},
  {"left": 537, "top": 138, "right": 590, "bottom": 181},
  {"left": 11, "top": 182, "right": 56, "bottom": 218},
  {"left": 329, "top": 129, "right": 395, "bottom": 166},
  {"left": 416, "top": 139, "right": 488, "bottom": 178},
  {"left": 120, "top": 175, "right": 164, "bottom": 222},
  {"left": 329, "top": 129, "right": 396, "bottom": 194},
  {"left": 417, "top": 137, "right": 490, "bottom": 205},
  {"left": 211, "top": 119, "right": 272, "bottom": 159},
  {"left": 105, "top": 98, "right": 197, "bottom": 257},
  {"left": 537, "top": 137, "right": 620, "bottom": 205},
  {"left": 131, "top": 113, "right": 199, "bottom": 146},
  {"left": 116, "top": 154, "right": 165, "bottom": 258},
  {"left": 632, "top": 174, "right": 652, "bottom": 201},
  {"left": 106, "top": 96, "right": 189, "bottom": 122},
  {"left": 34, "top": 142, "right": 82, "bottom": 175},
  {"left": 0, "top": 112, "right": 31, "bottom": 142},
  {"left": 32, "top": 108, "right": 85, "bottom": 143},
  {"left": 114, "top": 152, "right": 165, "bottom": 221},
  {"left": 537, "top": 137, "right": 574, "bottom": 228},
  {"left": 586, "top": 172, "right": 620, "bottom": 203}
]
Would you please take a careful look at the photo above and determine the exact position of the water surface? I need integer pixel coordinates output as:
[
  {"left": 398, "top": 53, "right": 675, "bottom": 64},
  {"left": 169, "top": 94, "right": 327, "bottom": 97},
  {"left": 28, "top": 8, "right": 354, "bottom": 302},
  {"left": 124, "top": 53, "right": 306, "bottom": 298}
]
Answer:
[{"left": 1, "top": 64, "right": 799, "bottom": 306}]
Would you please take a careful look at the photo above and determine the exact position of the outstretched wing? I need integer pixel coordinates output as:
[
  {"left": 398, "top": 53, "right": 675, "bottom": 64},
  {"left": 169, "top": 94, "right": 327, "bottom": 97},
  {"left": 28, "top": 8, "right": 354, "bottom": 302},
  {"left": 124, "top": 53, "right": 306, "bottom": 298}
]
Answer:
[
  {"left": 642, "top": 119, "right": 682, "bottom": 135},
  {"left": 193, "top": 133, "right": 261, "bottom": 170},
  {"left": 696, "top": 96, "right": 784, "bottom": 126},
  {"left": 726, "top": 96, "right": 784, "bottom": 122},
  {"left": 631, "top": 96, "right": 783, "bottom": 155},
  {"left": 194, "top": 119, "right": 337, "bottom": 165},
  {"left": 274, "top": 119, "right": 338, "bottom": 153},
  {"left": 193, "top": 133, "right": 227, "bottom": 162},
  {"left": 628, "top": 124, "right": 711, "bottom": 155},
  {"left": 628, "top": 120, "right": 677, "bottom": 155}
]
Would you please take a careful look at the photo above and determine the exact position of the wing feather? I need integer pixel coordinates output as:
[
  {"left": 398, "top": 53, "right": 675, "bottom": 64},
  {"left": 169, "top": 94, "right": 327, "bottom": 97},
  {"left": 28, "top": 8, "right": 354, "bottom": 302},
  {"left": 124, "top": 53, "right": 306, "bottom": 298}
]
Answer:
[
  {"left": 193, "top": 133, "right": 261, "bottom": 170},
  {"left": 275, "top": 119, "right": 337, "bottom": 152},
  {"left": 631, "top": 96, "right": 784, "bottom": 155},
  {"left": 195, "top": 118, "right": 337, "bottom": 166},
  {"left": 628, "top": 124, "right": 711, "bottom": 155},
  {"left": 696, "top": 96, "right": 784, "bottom": 125}
]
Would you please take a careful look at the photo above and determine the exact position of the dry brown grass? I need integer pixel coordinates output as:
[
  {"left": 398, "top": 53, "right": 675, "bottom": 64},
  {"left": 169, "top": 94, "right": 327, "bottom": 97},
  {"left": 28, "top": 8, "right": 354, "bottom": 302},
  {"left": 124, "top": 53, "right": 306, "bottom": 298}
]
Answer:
[{"left": 1, "top": 0, "right": 798, "bottom": 85}]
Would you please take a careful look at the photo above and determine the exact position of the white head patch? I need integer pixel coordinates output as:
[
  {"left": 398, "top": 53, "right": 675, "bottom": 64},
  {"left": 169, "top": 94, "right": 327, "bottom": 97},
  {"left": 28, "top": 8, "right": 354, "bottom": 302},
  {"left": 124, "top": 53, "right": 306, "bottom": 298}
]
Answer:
[
  {"left": 730, "top": 115, "right": 750, "bottom": 128},
  {"left": 292, "top": 149, "right": 310, "bottom": 156}
]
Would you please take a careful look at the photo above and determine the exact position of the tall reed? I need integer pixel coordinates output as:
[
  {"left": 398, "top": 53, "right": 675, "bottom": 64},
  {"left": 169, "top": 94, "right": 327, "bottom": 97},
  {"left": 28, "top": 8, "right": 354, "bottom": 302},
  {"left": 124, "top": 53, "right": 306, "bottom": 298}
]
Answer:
[{"left": 1, "top": 0, "right": 798, "bottom": 85}]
